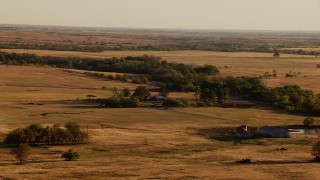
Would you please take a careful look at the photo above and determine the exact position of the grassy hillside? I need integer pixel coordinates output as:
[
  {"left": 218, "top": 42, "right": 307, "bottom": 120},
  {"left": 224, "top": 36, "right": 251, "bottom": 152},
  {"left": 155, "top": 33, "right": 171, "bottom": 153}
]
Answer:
[{"left": 0, "top": 65, "right": 319, "bottom": 179}]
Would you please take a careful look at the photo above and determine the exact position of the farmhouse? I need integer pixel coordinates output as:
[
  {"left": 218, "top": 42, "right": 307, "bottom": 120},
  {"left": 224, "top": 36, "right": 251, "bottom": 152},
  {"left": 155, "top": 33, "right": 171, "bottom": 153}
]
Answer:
[
  {"left": 236, "top": 125, "right": 254, "bottom": 137},
  {"left": 259, "top": 126, "right": 290, "bottom": 138}
]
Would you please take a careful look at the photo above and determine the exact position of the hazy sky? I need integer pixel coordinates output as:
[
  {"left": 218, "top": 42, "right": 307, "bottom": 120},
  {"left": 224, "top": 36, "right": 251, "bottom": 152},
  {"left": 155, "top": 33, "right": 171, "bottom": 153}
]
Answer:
[{"left": 1, "top": 0, "right": 320, "bottom": 30}]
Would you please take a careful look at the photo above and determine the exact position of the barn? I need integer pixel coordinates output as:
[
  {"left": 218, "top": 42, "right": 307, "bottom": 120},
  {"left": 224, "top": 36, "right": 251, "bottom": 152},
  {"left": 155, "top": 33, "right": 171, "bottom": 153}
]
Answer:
[{"left": 259, "top": 126, "right": 290, "bottom": 138}]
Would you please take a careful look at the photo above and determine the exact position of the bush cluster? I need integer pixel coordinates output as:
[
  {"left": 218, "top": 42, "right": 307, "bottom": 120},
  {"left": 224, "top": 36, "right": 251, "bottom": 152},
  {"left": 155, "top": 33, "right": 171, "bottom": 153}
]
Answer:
[
  {"left": 62, "top": 149, "right": 80, "bottom": 161},
  {"left": 163, "top": 98, "right": 190, "bottom": 108},
  {"left": 100, "top": 97, "right": 139, "bottom": 108},
  {"left": 5, "top": 122, "right": 88, "bottom": 146},
  {"left": 0, "top": 52, "right": 218, "bottom": 92}
]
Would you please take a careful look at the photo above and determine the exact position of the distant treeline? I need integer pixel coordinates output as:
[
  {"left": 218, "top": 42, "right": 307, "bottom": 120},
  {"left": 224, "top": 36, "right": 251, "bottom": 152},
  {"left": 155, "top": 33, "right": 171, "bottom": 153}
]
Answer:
[
  {"left": 0, "top": 43, "right": 106, "bottom": 52},
  {"left": 0, "top": 52, "right": 219, "bottom": 91},
  {"left": 1, "top": 42, "right": 320, "bottom": 55},
  {"left": 252, "top": 46, "right": 320, "bottom": 56},
  {"left": 1, "top": 51, "right": 320, "bottom": 115}
]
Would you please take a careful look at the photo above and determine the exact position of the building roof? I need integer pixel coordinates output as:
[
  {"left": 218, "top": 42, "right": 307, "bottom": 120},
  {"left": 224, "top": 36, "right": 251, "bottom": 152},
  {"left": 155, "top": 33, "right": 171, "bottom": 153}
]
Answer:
[{"left": 260, "top": 126, "right": 289, "bottom": 132}]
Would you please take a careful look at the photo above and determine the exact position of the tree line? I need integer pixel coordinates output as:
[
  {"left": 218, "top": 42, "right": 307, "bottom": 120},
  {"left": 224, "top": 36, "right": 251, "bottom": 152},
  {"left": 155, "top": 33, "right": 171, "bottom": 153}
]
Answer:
[
  {"left": 1, "top": 41, "right": 319, "bottom": 56},
  {"left": 0, "top": 52, "right": 218, "bottom": 92},
  {"left": 1, "top": 51, "right": 320, "bottom": 115},
  {"left": 196, "top": 76, "right": 320, "bottom": 115},
  {"left": 5, "top": 122, "right": 88, "bottom": 146}
]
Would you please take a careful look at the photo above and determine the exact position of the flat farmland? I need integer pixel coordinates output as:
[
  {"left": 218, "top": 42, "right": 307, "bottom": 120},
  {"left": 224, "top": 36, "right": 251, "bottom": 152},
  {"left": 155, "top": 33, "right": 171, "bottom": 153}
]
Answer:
[
  {"left": 2, "top": 49, "right": 320, "bottom": 93},
  {"left": 281, "top": 47, "right": 320, "bottom": 52},
  {"left": 0, "top": 28, "right": 163, "bottom": 45},
  {"left": 0, "top": 65, "right": 320, "bottom": 179}
]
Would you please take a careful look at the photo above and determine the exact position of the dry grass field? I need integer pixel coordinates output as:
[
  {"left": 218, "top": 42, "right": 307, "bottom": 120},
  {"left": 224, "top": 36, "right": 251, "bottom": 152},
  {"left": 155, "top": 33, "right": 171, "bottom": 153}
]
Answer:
[
  {"left": 0, "top": 27, "right": 162, "bottom": 45},
  {"left": 2, "top": 49, "right": 320, "bottom": 93},
  {"left": 281, "top": 47, "right": 320, "bottom": 52},
  {"left": 0, "top": 65, "right": 320, "bottom": 179}
]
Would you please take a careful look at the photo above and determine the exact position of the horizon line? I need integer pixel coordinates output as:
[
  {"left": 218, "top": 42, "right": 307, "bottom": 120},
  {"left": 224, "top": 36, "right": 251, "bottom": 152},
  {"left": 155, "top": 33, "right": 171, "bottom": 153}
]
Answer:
[{"left": 1, "top": 23, "right": 320, "bottom": 33}]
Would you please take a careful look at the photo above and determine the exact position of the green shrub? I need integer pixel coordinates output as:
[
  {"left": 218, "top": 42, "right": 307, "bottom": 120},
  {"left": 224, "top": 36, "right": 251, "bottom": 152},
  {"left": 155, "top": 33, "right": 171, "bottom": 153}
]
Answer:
[
  {"left": 122, "top": 88, "right": 131, "bottom": 97},
  {"left": 163, "top": 98, "right": 190, "bottom": 108},
  {"left": 197, "top": 101, "right": 206, "bottom": 107},
  {"left": 132, "top": 86, "right": 150, "bottom": 100},
  {"left": 205, "top": 102, "right": 215, "bottom": 107},
  {"left": 62, "top": 149, "right": 80, "bottom": 161},
  {"left": 115, "top": 74, "right": 128, "bottom": 82},
  {"left": 132, "top": 77, "right": 148, "bottom": 84},
  {"left": 102, "top": 97, "right": 139, "bottom": 108}
]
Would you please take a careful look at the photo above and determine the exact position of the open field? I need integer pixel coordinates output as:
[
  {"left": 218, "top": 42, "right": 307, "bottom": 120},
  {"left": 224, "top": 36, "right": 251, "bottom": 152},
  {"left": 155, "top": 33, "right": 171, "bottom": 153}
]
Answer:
[
  {"left": 0, "top": 26, "right": 163, "bottom": 45},
  {"left": 2, "top": 49, "right": 316, "bottom": 59},
  {"left": 0, "top": 65, "right": 155, "bottom": 102},
  {"left": 1, "top": 25, "right": 320, "bottom": 48},
  {"left": 2, "top": 49, "right": 320, "bottom": 93},
  {"left": 0, "top": 65, "right": 320, "bottom": 179},
  {"left": 281, "top": 47, "right": 320, "bottom": 52}
]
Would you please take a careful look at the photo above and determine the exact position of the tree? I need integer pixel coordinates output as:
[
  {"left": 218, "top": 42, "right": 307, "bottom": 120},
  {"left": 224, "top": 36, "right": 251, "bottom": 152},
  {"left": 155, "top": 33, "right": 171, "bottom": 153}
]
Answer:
[
  {"left": 65, "top": 122, "right": 80, "bottom": 133},
  {"left": 55, "top": 127, "right": 73, "bottom": 145},
  {"left": 122, "top": 88, "right": 131, "bottom": 97},
  {"left": 62, "top": 149, "right": 80, "bottom": 161},
  {"left": 273, "top": 52, "right": 280, "bottom": 57},
  {"left": 303, "top": 117, "right": 316, "bottom": 127},
  {"left": 194, "top": 86, "right": 201, "bottom": 101},
  {"left": 273, "top": 48, "right": 280, "bottom": 57},
  {"left": 10, "top": 144, "right": 31, "bottom": 165},
  {"left": 200, "top": 88, "right": 216, "bottom": 102},
  {"left": 65, "top": 122, "right": 81, "bottom": 143},
  {"left": 26, "top": 124, "right": 44, "bottom": 144},
  {"left": 132, "top": 86, "right": 150, "bottom": 100},
  {"left": 217, "top": 88, "right": 229, "bottom": 103},
  {"left": 122, "top": 97, "right": 139, "bottom": 108},
  {"left": 5, "top": 128, "right": 25, "bottom": 145},
  {"left": 311, "top": 141, "right": 320, "bottom": 162},
  {"left": 163, "top": 98, "right": 190, "bottom": 108},
  {"left": 303, "top": 117, "right": 316, "bottom": 137},
  {"left": 101, "top": 97, "right": 139, "bottom": 108},
  {"left": 111, "top": 87, "right": 119, "bottom": 97},
  {"left": 194, "top": 65, "right": 219, "bottom": 75},
  {"left": 159, "top": 86, "right": 170, "bottom": 97}
]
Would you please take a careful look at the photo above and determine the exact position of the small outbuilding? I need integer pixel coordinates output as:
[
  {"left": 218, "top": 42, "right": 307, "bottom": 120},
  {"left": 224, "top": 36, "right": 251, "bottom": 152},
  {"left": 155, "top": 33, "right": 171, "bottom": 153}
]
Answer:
[
  {"left": 236, "top": 125, "right": 254, "bottom": 138},
  {"left": 259, "top": 126, "right": 290, "bottom": 138},
  {"left": 150, "top": 95, "right": 166, "bottom": 101}
]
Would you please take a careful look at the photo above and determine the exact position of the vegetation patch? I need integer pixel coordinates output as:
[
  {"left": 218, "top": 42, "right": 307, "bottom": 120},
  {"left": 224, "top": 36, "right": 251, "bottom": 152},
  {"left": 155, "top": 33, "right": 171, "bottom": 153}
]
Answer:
[
  {"left": 61, "top": 149, "right": 80, "bottom": 161},
  {"left": 1, "top": 52, "right": 320, "bottom": 115},
  {"left": 236, "top": 158, "right": 252, "bottom": 164},
  {"left": 91, "top": 148, "right": 111, "bottom": 152},
  {"left": 210, "top": 135, "right": 266, "bottom": 145},
  {"left": 4, "top": 122, "right": 88, "bottom": 146},
  {"left": 19, "top": 171, "right": 48, "bottom": 175}
]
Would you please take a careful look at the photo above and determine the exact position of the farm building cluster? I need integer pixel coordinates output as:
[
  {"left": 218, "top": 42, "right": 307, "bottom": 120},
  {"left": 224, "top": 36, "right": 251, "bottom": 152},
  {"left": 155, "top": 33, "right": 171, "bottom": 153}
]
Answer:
[{"left": 199, "top": 125, "right": 317, "bottom": 138}]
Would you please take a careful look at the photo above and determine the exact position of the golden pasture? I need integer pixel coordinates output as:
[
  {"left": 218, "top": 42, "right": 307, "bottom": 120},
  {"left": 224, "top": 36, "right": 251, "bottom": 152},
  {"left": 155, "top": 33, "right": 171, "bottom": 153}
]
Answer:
[
  {"left": 2, "top": 49, "right": 320, "bottom": 93},
  {"left": 0, "top": 65, "right": 319, "bottom": 179}
]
